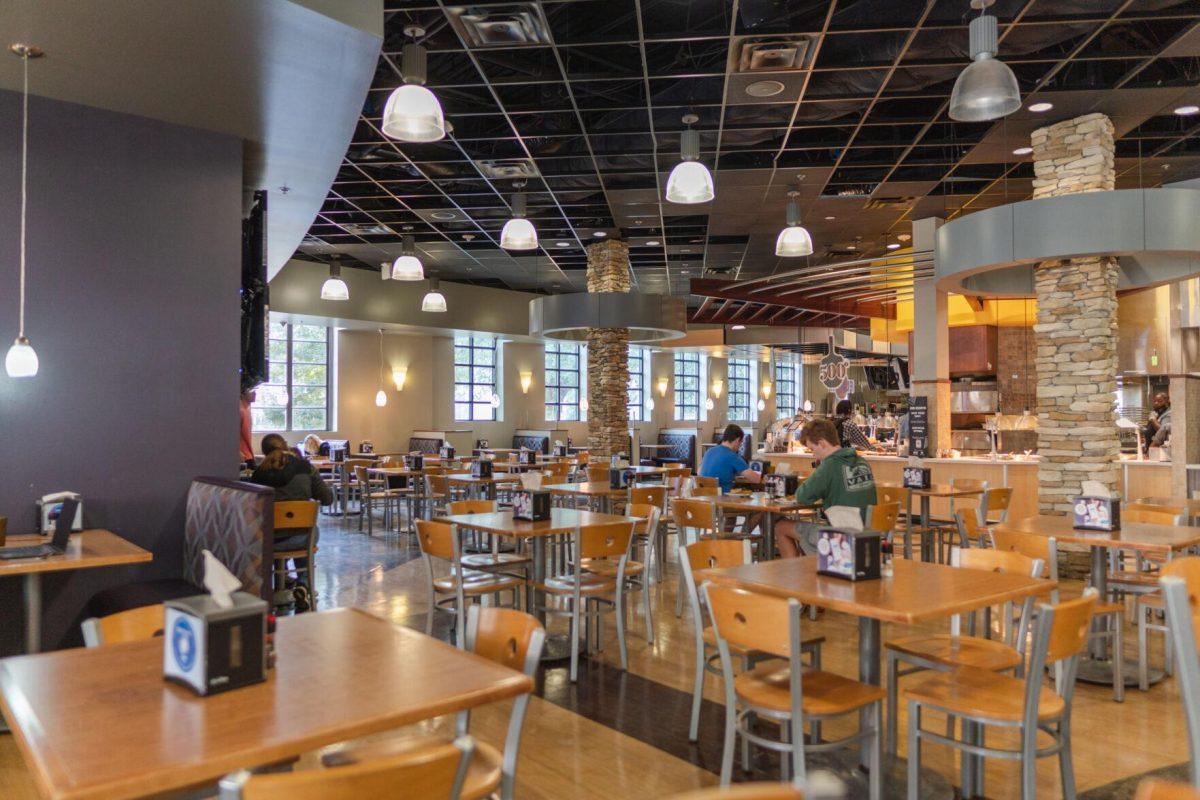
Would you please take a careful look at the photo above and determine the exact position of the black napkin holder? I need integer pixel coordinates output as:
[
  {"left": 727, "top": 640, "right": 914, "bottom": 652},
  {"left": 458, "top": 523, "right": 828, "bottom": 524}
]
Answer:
[
  {"left": 163, "top": 592, "right": 267, "bottom": 696},
  {"left": 512, "top": 490, "right": 552, "bottom": 521},
  {"left": 763, "top": 473, "right": 799, "bottom": 498},
  {"left": 816, "top": 528, "right": 882, "bottom": 581},
  {"left": 439, "top": 444, "right": 455, "bottom": 459},
  {"left": 1073, "top": 496, "right": 1121, "bottom": 531},
  {"left": 472, "top": 459, "right": 494, "bottom": 479},
  {"left": 610, "top": 467, "right": 632, "bottom": 490},
  {"left": 404, "top": 454, "right": 424, "bottom": 471},
  {"left": 902, "top": 466, "right": 931, "bottom": 490},
  {"left": 518, "top": 450, "right": 538, "bottom": 465}
]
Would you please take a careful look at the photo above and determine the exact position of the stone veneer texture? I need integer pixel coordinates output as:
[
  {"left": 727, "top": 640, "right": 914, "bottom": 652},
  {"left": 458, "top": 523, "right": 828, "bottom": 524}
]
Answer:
[
  {"left": 1030, "top": 113, "right": 1121, "bottom": 538},
  {"left": 585, "top": 239, "right": 631, "bottom": 458}
]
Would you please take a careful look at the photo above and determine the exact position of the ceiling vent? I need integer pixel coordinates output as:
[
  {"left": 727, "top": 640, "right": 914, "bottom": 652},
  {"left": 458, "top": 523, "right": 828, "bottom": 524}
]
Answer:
[
  {"left": 824, "top": 185, "right": 876, "bottom": 198},
  {"left": 735, "top": 36, "right": 813, "bottom": 72},
  {"left": 446, "top": 5, "right": 551, "bottom": 48},
  {"left": 825, "top": 248, "right": 858, "bottom": 258},
  {"left": 474, "top": 158, "right": 540, "bottom": 180},
  {"left": 864, "top": 197, "right": 915, "bottom": 210},
  {"left": 340, "top": 222, "right": 393, "bottom": 236}
]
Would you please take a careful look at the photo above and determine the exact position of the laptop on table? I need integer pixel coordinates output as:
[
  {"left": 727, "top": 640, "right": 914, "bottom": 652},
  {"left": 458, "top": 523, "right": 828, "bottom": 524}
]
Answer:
[{"left": 0, "top": 498, "right": 79, "bottom": 560}]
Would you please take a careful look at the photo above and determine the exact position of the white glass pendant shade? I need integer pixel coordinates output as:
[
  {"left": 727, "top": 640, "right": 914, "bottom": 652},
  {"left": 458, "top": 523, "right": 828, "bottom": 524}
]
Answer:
[
  {"left": 490, "top": 394, "right": 501, "bottom": 409},
  {"left": 382, "top": 84, "right": 445, "bottom": 142},
  {"left": 375, "top": 389, "right": 387, "bottom": 407},
  {"left": 5, "top": 337, "right": 38, "bottom": 378},
  {"left": 705, "top": 397, "right": 715, "bottom": 411},
  {"left": 949, "top": 15, "right": 1020, "bottom": 122},
  {"left": 757, "top": 398, "right": 766, "bottom": 412},
  {"left": 646, "top": 397, "right": 655, "bottom": 411},
  {"left": 321, "top": 277, "right": 349, "bottom": 301},
  {"left": 500, "top": 216, "right": 538, "bottom": 250},
  {"left": 391, "top": 255, "right": 424, "bottom": 281},
  {"left": 775, "top": 225, "right": 813, "bottom": 257},
  {"left": 665, "top": 160, "right": 714, "bottom": 204},
  {"left": 422, "top": 281, "right": 447, "bottom": 313}
]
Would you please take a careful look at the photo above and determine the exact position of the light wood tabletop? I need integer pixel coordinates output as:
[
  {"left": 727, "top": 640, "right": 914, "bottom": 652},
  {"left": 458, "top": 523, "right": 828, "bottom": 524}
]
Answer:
[
  {"left": 442, "top": 508, "right": 639, "bottom": 538},
  {"left": 366, "top": 466, "right": 421, "bottom": 476},
  {"left": 543, "top": 481, "right": 627, "bottom": 497},
  {"left": 673, "top": 492, "right": 815, "bottom": 514},
  {"left": 907, "top": 483, "right": 985, "bottom": 498},
  {"left": 0, "top": 530, "right": 151, "bottom": 577},
  {"left": 994, "top": 514, "right": 1200, "bottom": 555},
  {"left": 701, "top": 556, "right": 1052, "bottom": 625},
  {"left": 0, "top": 607, "right": 532, "bottom": 800},
  {"left": 1134, "top": 497, "right": 1200, "bottom": 514},
  {"left": 447, "top": 473, "right": 520, "bottom": 485}
]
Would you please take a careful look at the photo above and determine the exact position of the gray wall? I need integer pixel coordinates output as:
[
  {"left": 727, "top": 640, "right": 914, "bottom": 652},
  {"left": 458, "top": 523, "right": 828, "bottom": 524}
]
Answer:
[{"left": 0, "top": 90, "right": 243, "bottom": 654}]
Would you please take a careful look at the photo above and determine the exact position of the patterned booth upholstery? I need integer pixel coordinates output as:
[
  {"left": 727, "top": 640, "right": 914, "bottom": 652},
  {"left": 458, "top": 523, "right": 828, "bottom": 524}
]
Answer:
[
  {"left": 653, "top": 431, "right": 697, "bottom": 469},
  {"left": 407, "top": 436, "right": 443, "bottom": 454},
  {"left": 512, "top": 434, "right": 550, "bottom": 453},
  {"left": 712, "top": 431, "right": 753, "bottom": 461},
  {"left": 87, "top": 478, "right": 275, "bottom": 617}
]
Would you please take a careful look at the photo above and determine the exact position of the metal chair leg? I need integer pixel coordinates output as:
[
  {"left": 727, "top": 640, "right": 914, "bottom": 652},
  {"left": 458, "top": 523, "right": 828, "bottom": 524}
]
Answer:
[
  {"left": 869, "top": 702, "right": 882, "bottom": 800},
  {"left": 1113, "top": 613, "right": 1125, "bottom": 702},
  {"left": 1059, "top": 721, "right": 1077, "bottom": 800},
  {"left": 1139, "top": 601, "right": 1150, "bottom": 691},
  {"left": 906, "top": 701, "right": 921, "bottom": 800},
  {"left": 886, "top": 650, "right": 899, "bottom": 756},
  {"left": 689, "top": 645, "right": 705, "bottom": 742}
]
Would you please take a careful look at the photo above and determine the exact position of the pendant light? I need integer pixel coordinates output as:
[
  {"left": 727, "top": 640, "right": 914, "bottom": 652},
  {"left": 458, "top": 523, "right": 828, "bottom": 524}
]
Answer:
[
  {"left": 391, "top": 235, "right": 424, "bottom": 280},
  {"left": 949, "top": 1, "right": 1021, "bottom": 122},
  {"left": 665, "top": 114, "right": 714, "bottom": 204},
  {"left": 381, "top": 26, "right": 445, "bottom": 142},
  {"left": 775, "top": 190, "right": 813, "bottom": 257},
  {"left": 422, "top": 277, "right": 447, "bottom": 313},
  {"left": 374, "top": 329, "right": 388, "bottom": 407},
  {"left": 6, "top": 44, "right": 43, "bottom": 378},
  {"left": 500, "top": 182, "right": 537, "bottom": 250},
  {"left": 320, "top": 260, "right": 349, "bottom": 301}
]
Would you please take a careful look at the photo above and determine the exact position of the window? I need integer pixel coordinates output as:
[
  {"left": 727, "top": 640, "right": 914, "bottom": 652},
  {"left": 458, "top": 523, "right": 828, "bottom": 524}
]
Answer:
[
  {"left": 627, "top": 345, "right": 650, "bottom": 421},
  {"left": 544, "top": 341, "right": 583, "bottom": 421},
  {"left": 674, "top": 352, "right": 702, "bottom": 420},
  {"left": 454, "top": 334, "right": 500, "bottom": 421},
  {"left": 775, "top": 359, "right": 799, "bottom": 419},
  {"left": 252, "top": 314, "right": 332, "bottom": 432},
  {"left": 727, "top": 359, "right": 754, "bottom": 422}
]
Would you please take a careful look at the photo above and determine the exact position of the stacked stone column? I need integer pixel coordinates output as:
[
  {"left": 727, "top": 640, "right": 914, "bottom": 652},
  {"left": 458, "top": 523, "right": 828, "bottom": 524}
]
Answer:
[
  {"left": 1031, "top": 113, "right": 1121, "bottom": 516},
  {"left": 585, "top": 240, "right": 631, "bottom": 459}
]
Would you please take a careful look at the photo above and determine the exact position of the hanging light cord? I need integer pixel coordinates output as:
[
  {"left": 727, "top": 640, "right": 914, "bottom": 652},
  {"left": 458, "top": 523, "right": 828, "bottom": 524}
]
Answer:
[
  {"left": 378, "top": 330, "right": 384, "bottom": 387},
  {"left": 17, "top": 51, "right": 29, "bottom": 339}
]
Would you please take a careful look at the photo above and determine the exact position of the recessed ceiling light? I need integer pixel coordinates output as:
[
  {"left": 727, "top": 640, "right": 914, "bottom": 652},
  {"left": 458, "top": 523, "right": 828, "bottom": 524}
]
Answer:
[
  {"left": 430, "top": 210, "right": 457, "bottom": 220},
  {"left": 745, "top": 79, "right": 786, "bottom": 98},
  {"left": 592, "top": 231, "right": 606, "bottom": 237},
  {"left": 646, "top": 240, "right": 660, "bottom": 246},
  {"left": 886, "top": 243, "right": 901, "bottom": 250},
  {"left": 847, "top": 245, "right": 856, "bottom": 251},
  {"left": 824, "top": 215, "right": 836, "bottom": 221},
  {"left": 1028, "top": 102, "right": 1054, "bottom": 113},
  {"left": 555, "top": 241, "right": 570, "bottom": 247},
  {"left": 1175, "top": 105, "right": 1200, "bottom": 116},
  {"left": 1012, "top": 146, "right": 1033, "bottom": 155},
  {"left": 731, "top": 324, "right": 746, "bottom": 330},
  {"left": 897, "top": 233, "right": 911, "bottom": 242}
]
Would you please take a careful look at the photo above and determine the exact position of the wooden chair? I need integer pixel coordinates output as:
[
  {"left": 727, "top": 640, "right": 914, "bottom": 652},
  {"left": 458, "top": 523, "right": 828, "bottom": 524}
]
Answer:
[
  {"left": 904, "top": 590, "right": 1098, "bottom": 800},
  {"left": 885, "top": 546, "right": 1044, "bottom": 755},
  {"left": 219, "top": 736, "right": 475, "bottom": 800},
  {"left": 867, "top": 501, "right": 900, "bottom": 536},
  {"left": 341, "top": 458, "right": 375, "bottom": 514},
  {"left": 1111, "top": 504, "right": 1188, "bottom": 670},
  {"left": 82, "top": 604, "right": 164, "bottom": 647},
  {"left": 587, "top": 503, "right": 659, "bottom": 643},
  {"left": 415, "top": 519, "right": 523, "bottom": 645},
  {"left": 691, "top": 485, "right": 720, "bottom": 497},
  {"left": 532, "top": 521, "right": 636, "bottom": 681},
  {"left": 673, "top": 498, "right": 722, "bottom": 616},
  {"left": 586, "top": 465, "right": 610, "bottom": 485},
  {"left": 1136, "top": 781, "right": 1200, "bottom": 800},
  {"left": 926, "top": 478, "right": 988, "bottom": 562},
  {"left": 321, "top": 606, "right": 545, "bottom": 800},
  {"left": 977, "top": 487, "right": 1014, "bottom": 528},
  {"left": 542, "top": 461, "right": 570, "bottom": 482},
  {"left": 693, "top": 475, "right": 718, "bottom": 488},
  {"left": 703, "top": 582, "right": 883, "bottom": 795},
  {"left": 679, "top": 539, "right": 823, "bottom": 742},
  {"left": 630, "top": 485, "right": 669, "bottom": 581},
  {"left": 991, "top": 527, "right": 1127, "bottom": 700},
  {"left": 1139, "top": 556, "right": 1200, "bottom": 698},
  {"left": 444, "top": 500, "right": 531, "bottom": 579},
  {"left": 1161, "top": 558, "right": 1200, "bottom": 789},
  {"left": 272, "top": 500, "right": 321, "bottom": 612},
  {"left": 355, "top": 465, "right": 408, "bottom": 536}
]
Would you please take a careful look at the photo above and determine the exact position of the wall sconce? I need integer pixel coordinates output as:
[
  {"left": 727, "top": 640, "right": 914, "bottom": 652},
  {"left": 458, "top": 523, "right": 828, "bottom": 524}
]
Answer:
[
  {"left": 761, "top": 380, "right": 773, "bottom": 399},
  {"left": 520, "top": 371, "right": 533, "bottom": 394},
  {"left": 656, "top": 376, "right": 669, "bottom": 397},
  {"left": 711, "top": 378, "right": 724, "bottom": 398},
  {"left": 392, "top": 367, "right": 408, "bottom": 391}
]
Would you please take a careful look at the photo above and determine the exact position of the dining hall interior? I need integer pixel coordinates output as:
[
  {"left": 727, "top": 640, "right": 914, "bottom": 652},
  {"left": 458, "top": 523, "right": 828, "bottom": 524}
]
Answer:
[{"left": 1, "top": 0, "right": 1200, "bottom": 798}]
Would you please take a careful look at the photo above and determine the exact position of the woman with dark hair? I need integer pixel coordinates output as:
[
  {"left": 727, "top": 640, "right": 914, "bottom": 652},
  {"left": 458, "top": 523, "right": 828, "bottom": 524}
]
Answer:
[{"left": 834, "top": 399, "right": 873, "bottom": 450}]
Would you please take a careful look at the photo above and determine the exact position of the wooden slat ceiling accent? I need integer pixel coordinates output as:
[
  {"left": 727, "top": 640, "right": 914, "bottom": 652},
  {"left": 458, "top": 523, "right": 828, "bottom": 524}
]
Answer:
[{"left": 687, "top": 278, "right": 894, "bottom": 329}]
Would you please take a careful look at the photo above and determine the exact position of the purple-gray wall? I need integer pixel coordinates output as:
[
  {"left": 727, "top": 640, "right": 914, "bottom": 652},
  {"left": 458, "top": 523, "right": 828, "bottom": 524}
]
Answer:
[{"left": 0, "top": 90, "right": 243, "bottom": 654}]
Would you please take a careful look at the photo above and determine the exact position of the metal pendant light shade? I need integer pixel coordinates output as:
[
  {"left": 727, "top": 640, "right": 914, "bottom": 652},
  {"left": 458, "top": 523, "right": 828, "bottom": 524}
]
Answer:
[
  {"left": 775, "top": 192, "right": 813, "bottom": 257},
  {"left": 422, "top": 277, "right": 447, "bottom": 313},
  {"left": 391, "top": 235, "right": 425, "bottom": 280},
  {"left": 320, "top": 262, "right": 349, "bottom": 301},
  {"left": 500, "top": 191, "right": 537, "bottom": 250},
  {"left": 949, "top": 12, "right": 1020, "bottom": 122},
  {"left": 381, "top": 30, "right": 446, "bottom": 142},
  {"left": 665, "top": 119, "right": 714, "bottom": 204}
]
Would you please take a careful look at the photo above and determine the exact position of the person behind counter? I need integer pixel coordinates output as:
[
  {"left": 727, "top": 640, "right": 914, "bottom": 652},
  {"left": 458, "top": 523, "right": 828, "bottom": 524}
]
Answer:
[
  {"left": 774, "top": 418, "right": 877, "bottom": 558},
  {"left": 1146, "top": 392, "right": 1171, "bottom": 452},
  {"left": 835, "top": 398, "right": 874, "bottom": 449}
]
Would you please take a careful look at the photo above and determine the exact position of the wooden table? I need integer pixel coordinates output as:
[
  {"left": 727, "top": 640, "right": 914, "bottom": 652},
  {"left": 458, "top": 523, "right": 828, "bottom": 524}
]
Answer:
[
  {"left": 447, "top": 472, "right": 519, "bottom": 500},
  {"left": 1, "top": 530, "right": 151, "bottom": 653},
  {"left": 994, "top": 513, "right": 1200, "bottom": 685},
  {"left": 544, "top": 481, "right": 628, "bottom": 513},
  {"left": 442, "top": 508, "right": 638, "bottom": 657},
  {"left": 901, "top": 483, "right": 985, "bottom": 562},
  {"left": 703, "top": 556, "right": 1050, "bottom": 774},
  {"left": 0, "top": 607, "right": 530, "bottom": 800},
  {"left": 1134, "top": 497, "right": 1200, "bottom": 521},
  {"left": 675, "top": 492, "right": 817, "bottom": 561}
]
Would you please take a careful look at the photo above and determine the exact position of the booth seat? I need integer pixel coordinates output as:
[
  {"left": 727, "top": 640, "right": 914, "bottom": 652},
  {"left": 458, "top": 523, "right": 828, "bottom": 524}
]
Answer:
[
  {"left": 407, "top": 436, "right": 443, "bottom": 454},
  {"left": 711, "top": 430, "right": 753, "bottom": 461},
  {"left": 653, "top": 430, "right": 697, "bottom": 470},
  {"left": 512, "top": 434, "right": 550, "bottom": 453}
]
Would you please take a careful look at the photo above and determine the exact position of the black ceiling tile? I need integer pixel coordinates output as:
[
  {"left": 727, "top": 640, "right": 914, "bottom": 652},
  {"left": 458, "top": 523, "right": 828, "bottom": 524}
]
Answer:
[
  {"left": 426, "top": 51, "right": 486, "bottom": 86},
  {"left": 449, "top": 114, "right": 517, "bottom": 139},
  {"left": 884, "top": 65, "right": 962, "bottom": 96},
  {"left": 722, "top": 102, "right": 798, "bottom": 128},
  {"left": 784, "top": 124, "right": 856, "bottom": 148},
  {"left": 492, "top": 81, "right": 575, "bottom": 112},
  {"left": 572, "top": 78, "right": 647, "bottom": 108},
  {"left": 580, "top": 107, "right": 653, "bottom": 132},
  {"left": 735, "top": 0, "right": 829, "bottom": 35},
  {"left": 791, "top": 99, "right": 865, "bottom": 124},
  {"left": 560, "top": 44, "right": 645, "bottom": 79},
  {"left": 1047, "top": 58, "right": 1152, "bottom": 91},
  {"left": 1123, "top": 55, "right": 1200, "bottom": 87},
  {"left": 648, "top": 75, "right": 728, "bottom": 105},
  {"left": 474, "top": 47, "right": 562, "bottom": 83},
  {"left": 643, "top": 39, "right": 730, "bottom": 75},
  {"left": 867, "top": 96, "right": 947, "bottom": 122},
  {"left": 816, "top": 31, "right": 911, "bottom": 69},
  {"left": 805, "top": 69, "right": 889, "bottom": 98},
  {"left": 1078, "top": 17, "right": 1197, "bottom": 59},
  {"left": 434, "top": 85, "right": 504, "bottom": 115},
  {"left": 775, "top": 148, "right": 840, "bottom": 168},
  {"left": 544, "top": 0, "right": 641, "bottom": 44}
]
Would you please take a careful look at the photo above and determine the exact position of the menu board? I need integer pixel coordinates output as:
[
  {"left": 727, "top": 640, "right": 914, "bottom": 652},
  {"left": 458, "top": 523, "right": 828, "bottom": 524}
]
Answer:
[{"left": 909, "top": 396, "right": 929, "bottom": 458}]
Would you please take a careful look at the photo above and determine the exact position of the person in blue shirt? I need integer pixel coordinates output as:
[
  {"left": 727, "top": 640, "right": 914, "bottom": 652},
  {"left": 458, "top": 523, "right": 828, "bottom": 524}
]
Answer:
[{"left": 699, "top": 424, "right": 763, "bottom": 534}]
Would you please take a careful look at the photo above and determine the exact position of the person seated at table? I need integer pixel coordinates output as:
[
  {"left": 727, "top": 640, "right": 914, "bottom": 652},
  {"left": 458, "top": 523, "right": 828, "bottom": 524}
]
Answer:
[
  {"left": 775, "top": 418, "right": 877, "bottom": 558},
  {"left": 699, "top": 424, "right": 763, "bottom": 534},
  {"left": 249, "top": 434, "right": 333, "bottom": 609}
]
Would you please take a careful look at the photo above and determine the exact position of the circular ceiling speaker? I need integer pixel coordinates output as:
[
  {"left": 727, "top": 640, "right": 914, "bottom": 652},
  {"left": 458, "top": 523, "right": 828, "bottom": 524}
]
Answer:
[
  {"left": 430, "top": 210, "right": 457, "bottom": 221},
  {"left": 745, "top": 79, "right": 786, "bottom": 98}
]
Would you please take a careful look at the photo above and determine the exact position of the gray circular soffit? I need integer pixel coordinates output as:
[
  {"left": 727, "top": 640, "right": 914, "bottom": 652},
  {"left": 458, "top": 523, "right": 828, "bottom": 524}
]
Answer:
[
  {"left": 934, "top": 187, "right": 1200, "bottom": 297},
  {"left": 529, "top": 293, "right": 688, "bottom": 342}
]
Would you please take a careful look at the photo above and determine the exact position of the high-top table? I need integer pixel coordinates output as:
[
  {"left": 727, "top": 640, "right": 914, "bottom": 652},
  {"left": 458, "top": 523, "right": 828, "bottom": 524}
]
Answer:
[
  {"left": 0, "top": 608, "right": 532, "bottom": 800},
  {"left": 1, "top": 529, "right": 151, "bottom": 653}
]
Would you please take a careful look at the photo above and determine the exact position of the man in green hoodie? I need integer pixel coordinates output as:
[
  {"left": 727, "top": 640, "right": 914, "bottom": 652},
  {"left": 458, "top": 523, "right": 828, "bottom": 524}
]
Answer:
[{"left": 775, "top": 417, "right": 877, "bottom": 558}]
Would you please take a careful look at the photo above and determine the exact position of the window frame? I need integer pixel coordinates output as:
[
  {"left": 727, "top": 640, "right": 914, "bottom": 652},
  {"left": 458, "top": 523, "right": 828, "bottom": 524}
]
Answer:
[
  {"left": 454, "top": 335, "right": 501, "bottom": 422},
  {"left": 727, "top": 358, "right": 754, "bottom": 422},
  {"left": 251, "top": 315, "right": 333, "bottom": 433},
  {"left": 544, "top": 341, "right": 585, "bottom": 422},
  {"left": 673, "top": 352, "right": 703, "bottom": 421},
  {"left": 775, "top": 359, "right": 799, "bottom": 419},
  {"left": 627, "top": 345, "right": 650, "bottom": 422}
]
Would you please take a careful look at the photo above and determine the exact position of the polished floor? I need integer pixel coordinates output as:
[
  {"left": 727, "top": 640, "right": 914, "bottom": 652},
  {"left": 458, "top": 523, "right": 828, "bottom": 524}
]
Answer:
[{"left": 0, "top": 509, "right": 1191, "bottom": 799}]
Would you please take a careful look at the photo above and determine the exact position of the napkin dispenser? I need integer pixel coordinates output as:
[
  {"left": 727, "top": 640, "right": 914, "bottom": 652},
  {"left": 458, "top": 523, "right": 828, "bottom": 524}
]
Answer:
[
  {"left": 163, "top": 592, "right": 267, "bottom": 696},
  {"left": 472, "top": 459, "right": 494, "bottom": 479},
  {"left": 439, "top": 444, "right": 455, "bottom": 459},
  {"left": 902, "top": 466, "right": 931, "bottom": 490},
  {"left": 512, "top": 489, "right": 551, "bottom": 521},
  {"left": 518, "top": 450, "right": 538, "bottom": 465},
  {"left": 404, "top": 454, "right": 425, "bottom": 471},
  {"left": 816, "top": 528, "right": 882, "bottom": 581},
  {"left": 763, "top": 474, "right": 799, "bottom": 499},
  {"left": 360, "top": 441, "right": 374, "bottom": 454},
  {"left": 610, "top": 467, "right": 632, "bottom": 490},
  {"left": 37, "top": 491, "right": 83, "bottom": 534},
  {"left": 552, "top": 443, "right": 567, "bottom": 457},
  {"left": 1073, "top": 496, "right": 1121, "bottom": 531}
]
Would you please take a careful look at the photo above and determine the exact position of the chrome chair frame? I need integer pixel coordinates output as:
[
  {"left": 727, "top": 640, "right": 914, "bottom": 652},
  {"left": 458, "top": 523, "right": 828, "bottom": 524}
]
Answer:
[{"left": 1162, "top": 575, "right": 1200, "bottom": 788}]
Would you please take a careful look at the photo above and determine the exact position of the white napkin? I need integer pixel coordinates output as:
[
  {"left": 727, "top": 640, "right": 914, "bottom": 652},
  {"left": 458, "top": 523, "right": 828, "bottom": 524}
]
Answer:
[
  {"left": 520, "top": 472, "right": 543, "bottom": 490},
  {"left": 824, "top": 506, "right": 864, "bottom": 531},
  {"left": 202, "top": 550, "right": 242, "bottom": 609},
  {"left": 554, "top": 439, "right": 563, "bottom": 447},
  {"left": 1116, "top": 417, "right": 1138, "bottom": 429},
  {"left": 1081, "top": 480, "right": 1110, "bottom": 498}
]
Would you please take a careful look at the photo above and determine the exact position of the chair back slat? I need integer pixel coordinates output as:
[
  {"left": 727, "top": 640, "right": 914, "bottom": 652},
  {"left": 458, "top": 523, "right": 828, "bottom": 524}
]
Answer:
[
  {"left": 868, "top": 501, "right": 900, "bottom": 532},
  {"left": 578, "top": 522, "right": 635, "bottom": 560},
  {"left": 1126, "top": 503, "right": 1186, "bottom": 526},
  {"left": 1044, "top": 592, "right": 1099, "bottom": 664},
  {"left": 673, "top": 498, "right": 718, "bottom": 531},
  {"left": 876, "top": 484, "right": 906, "bottom": 507},
  {"left": 416, "top": 519, "right": 456, "bottom": 562},
  {"left": 82, "top": 604, "right": 164, "bottom": 647},
  {"left": 274, "top": 500, "right": 319, "bottom": 530},
  {"left": 448, "top": 499, "right": 495, "bottom": 516},
  {"left": 690, "top": 486, "right": 720, "bottom": 497},
  {"left": 703, "top": 583, "right": 792, "bottom": 659},
  {"left": 427, "top": 474, "right": 449, "bottom": 495},
  {"left": 953, "top": 546, "right": 1042, "bottom": 578},
  {"left": 627, "top": 503, "right": 660, "bottom": 536},
  {"left": 467, "top": 606, "right": 545, "bottom": 675},
  {"left": 1162, "top": 558, "right": 1200, "bottom": 789},
  {"left": 630, "top": 485, "right": 667, "bottom": 508},
  {"left": 586, "top": 465, "right": 610, "bottom": 484},
  {"left": 979, "top": 487, "right": 1013, "bottom": 523},
  {"left": 692, "top": 476, "right": 717, "bottom": 488},
  {"left": 684, "top": 539, "right": 751, "bottom": 572}
]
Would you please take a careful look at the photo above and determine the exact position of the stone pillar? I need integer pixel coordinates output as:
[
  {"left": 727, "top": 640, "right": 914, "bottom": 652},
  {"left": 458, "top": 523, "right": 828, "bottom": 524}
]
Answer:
[
  {"left": 586, "top": 240, "right": 631, "bottom": 459},
  {"left": 1031, "top": 113, "right": 1120, "bottom": 517},
  {"left": 909, "top": 217, "right": 951, "bottom": 454}
]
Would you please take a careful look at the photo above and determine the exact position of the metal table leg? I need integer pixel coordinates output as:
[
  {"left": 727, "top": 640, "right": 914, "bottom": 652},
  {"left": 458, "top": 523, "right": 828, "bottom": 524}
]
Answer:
[
  {"left": 904, "top": 491, "right": 914, "bottom": 560},
  {"left": 1077, "top": 544, "right": 1151, "bottom": 686},
  {"left": 859, "top": 616, "right": 880, "bottom": 769},
  {"left": 531, "top": 535, "right": 571, "bottom": 662},
  {"left": 920, "top": 495, "right": 933, "bottom": 562},
  {"left": 24, "top": 573, "right": 41, "bottom": 654},
  {"left": 764, "top": 512, "right": 776, "bottom": 561}
]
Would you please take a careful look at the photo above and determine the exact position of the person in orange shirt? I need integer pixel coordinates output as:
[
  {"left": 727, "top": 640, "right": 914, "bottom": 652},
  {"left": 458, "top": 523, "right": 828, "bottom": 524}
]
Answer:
[{"left": 239, "top": 388, "right": 256, "bottom": 467}]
